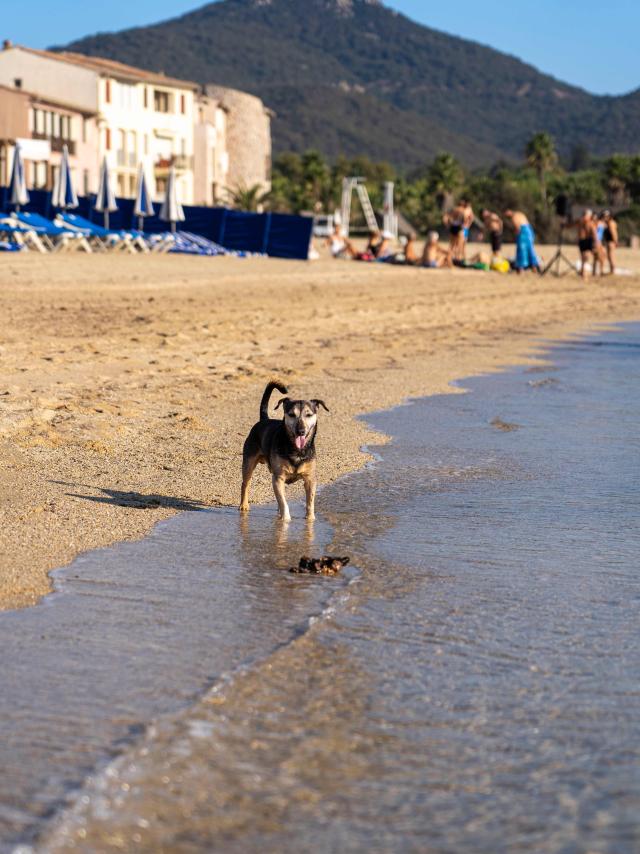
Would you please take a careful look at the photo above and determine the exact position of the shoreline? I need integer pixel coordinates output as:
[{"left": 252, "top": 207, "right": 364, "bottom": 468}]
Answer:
[{"left": 1, "top": 250, "right": 639, "bottom": 611}]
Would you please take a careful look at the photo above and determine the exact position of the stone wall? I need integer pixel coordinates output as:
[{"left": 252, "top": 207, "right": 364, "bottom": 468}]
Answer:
[{"left": 205, "top": 85, "right": 271, "bottom": 199}]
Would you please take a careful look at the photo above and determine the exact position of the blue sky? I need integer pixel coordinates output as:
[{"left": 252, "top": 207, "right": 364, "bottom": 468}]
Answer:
[{"left": 3, "top": 0, "right": 638, "bottom": 96}]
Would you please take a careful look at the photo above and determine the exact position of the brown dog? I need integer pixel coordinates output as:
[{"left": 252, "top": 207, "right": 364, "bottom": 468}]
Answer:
[{"left": 240, "top": 381, "right": 329, "bottom": 521}]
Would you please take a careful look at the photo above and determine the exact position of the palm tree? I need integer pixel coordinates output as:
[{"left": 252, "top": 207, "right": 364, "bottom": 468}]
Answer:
[
  {"left": 427, "top": 152, "right": 463, "bottom": 211},
  {"left": 226, "top": 183, "right": 269, "bottom": 212},
  {"left": 525, "top": 132, "right": 557, "bottom": 202}
]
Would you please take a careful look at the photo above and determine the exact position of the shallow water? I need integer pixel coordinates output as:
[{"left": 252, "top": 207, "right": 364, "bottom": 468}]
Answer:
[{"left": 3, "top": 324, "right": 640, "bottom": 853}]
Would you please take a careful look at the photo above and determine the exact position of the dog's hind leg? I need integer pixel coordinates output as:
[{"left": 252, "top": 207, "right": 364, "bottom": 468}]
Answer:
[
  {"left": 303, "top": 475, "right": 316, "bottom": 521},
  {"left": 272, "top": 475, "right": 291, "bottom": 522},
  {"left": 240, "top": 452, "right": 260, "bottom": 512}
]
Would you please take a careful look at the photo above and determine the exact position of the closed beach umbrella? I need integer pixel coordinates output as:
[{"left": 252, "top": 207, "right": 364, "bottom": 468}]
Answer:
[
  {"left": 8, "top": 143, "right": 29, "bottom": 211},
  {"left": 52, "top": 144, "right": 78, "bottom": 210},
  {"left": 159, "top": 165, "right": 185, "bottom": 234},
  {"left": 94, "top": 156, "right": 118, "bottom": 229},
  {"left": 133, "top": 163, "right": 154, "bottom": 231}
]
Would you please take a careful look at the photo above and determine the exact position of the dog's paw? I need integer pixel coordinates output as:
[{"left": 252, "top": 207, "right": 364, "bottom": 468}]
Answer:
[
  {"left": 239, "top": 504, "right": 250, "bottom": 513},
  {"left": 305, "top": 512, "right": 316, "bottom": 522}
]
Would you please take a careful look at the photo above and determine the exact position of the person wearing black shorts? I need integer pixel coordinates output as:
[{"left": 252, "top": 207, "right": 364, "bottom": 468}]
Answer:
[{"left": 481, "top": 209, "right": 503, "bottom": 256}]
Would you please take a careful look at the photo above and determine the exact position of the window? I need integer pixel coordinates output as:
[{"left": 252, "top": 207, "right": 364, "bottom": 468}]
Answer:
[
  {"left": 156, "top": 177, "right": 167, "bottom": 194},
  {"left": 143, "top": 134, "right": 148, "bottom": 155},
  {"left": 60, "top": 115, "right": 71, "bottom": 140},
  {"left": 83, "top": 169, "right": 89, "bottom": 195},
  {"left": 14, "top": 78, "right": 22, "bottom": 89},
  {"left": 105, "top": 128, "right": 111, "bottom": 150},
  {"left": 82, "top": 118, "right": 87, "bottom": 144},
  {"left": 105, "top": 79, "right": 111, "bottom": 103},
  {"left": 153, "top": 90, "right": 170, "bottom": 113},
  {"left": 52, "top": 113, "right": 61, "bottom": 139},
  {"left": 143, "top": 87, "right": 148, "bottom": 109},
  {"left": 180, "top": 94, "right": 186, "bottom": 114},
  {"left": 34, "top": 109, "right": 44, "bottom": 135},
  {"left": 34, "top": 162, "right": 48, "bottom": 189}
]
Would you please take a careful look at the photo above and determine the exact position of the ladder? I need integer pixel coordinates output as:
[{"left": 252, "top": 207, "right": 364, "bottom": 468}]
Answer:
[{"left": 340, "top": 177, "right": 379, "bottom": 237}]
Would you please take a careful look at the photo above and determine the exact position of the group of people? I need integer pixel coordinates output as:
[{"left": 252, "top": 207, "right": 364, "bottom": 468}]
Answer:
[
  {"left": 576, "top": 209, "right": 618, "bottom": 279},
  {"left": 326, "top": 200, "right": 620, "bottom": 278}
]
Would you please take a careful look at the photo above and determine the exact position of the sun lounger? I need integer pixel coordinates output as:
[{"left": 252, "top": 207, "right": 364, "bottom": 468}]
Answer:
[
  {"left": 12, "top": 212, "right": 92, "bottom": 253},
  {"left": 0, "top": 215, "right": 48, "bottom": 253},
  {"left": 56, "top": 213, "right": 147, "bottom": 254}
]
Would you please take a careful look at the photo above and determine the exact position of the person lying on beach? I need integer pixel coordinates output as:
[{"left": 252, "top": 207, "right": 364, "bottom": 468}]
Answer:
[
  {"left": 481, "top": 209, "right": 503, "bottom": 256},
  {"left": 603, "top": 210, "right": 618, "bottom": 275},
  {"left": 326, "top": 224, "right": 357, "bottom": 259},
  {"left": 576, "top": 209, "right": 598, "bottom": 281},
  {"left": 504, "top": 209, "right": 541, "bottom": 274},
  {"left": 421, "top": 231, "right": 453, "bottom": 268}
]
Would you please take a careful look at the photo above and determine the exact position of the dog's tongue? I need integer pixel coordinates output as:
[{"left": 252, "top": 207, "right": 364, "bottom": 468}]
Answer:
[{"left": 295, "top": 434, "right": 307, "bottom": 450}]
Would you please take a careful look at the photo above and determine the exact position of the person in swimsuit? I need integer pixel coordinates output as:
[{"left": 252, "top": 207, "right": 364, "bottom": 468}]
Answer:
[
  {"left": 461, "top": 199, "right": 475, "bottom": 251},
  {"left": 481, "top": 209, "right": 503, "bottom": 256},
  {"left": 577, "top": 209, "right": 598, "bottom": 280},
  {"left": 421, "top": 231, "right": 453, "bottom": 268},
  {"left": 443, "top": 201, "right": 466, "bottom": 261},
  {"left": 602, "top": 210, "right": 619, "bottom": 275},
  {"left": 326, "top": 224, "right": 357, "bottom": 259},
  {"left": 503, "top": 209, "right": 541, "bottom": 274},
  {"left": 593, "top": 212, "right": 607, "bottom": 277}
]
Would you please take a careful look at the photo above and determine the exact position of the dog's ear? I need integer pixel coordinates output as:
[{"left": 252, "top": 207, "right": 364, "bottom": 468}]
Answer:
[
  {"left": 311, "top": 399, "right": 330, "bottom": 413},
  {"left": 274, "top": 397, "right": 290, "bottom": 411}
]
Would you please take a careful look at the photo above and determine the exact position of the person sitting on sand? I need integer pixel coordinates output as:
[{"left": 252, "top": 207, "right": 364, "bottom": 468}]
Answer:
[
  {"left": 421, "top": 231, "right": 453, "bottom": 268},
  {"left": 503, "top": 209, "right": 541, "bottom": 274},
  {"left": 576, "top": 209, "right": 598, "bottom": 281},
  {"left": 481, "top": 209, "right": 504, "bottom": 256},
  {"left": 326, "top": 224, "right": 357, "bottom": 259},
  {"left": 602, "top": 210, "right": 618, "bottom": 275},
  {"left": 403, "top": 232, "right": 420, "bottom": 265}
]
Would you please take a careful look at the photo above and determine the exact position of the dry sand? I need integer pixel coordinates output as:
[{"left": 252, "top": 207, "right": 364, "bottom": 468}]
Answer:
[{"left": 1, "top": 246, "right": 639, "bottom": 611}]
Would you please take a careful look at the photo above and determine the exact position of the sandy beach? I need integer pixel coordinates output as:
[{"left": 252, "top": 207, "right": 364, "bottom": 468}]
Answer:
[{"left": 0, "top": 246, "right": 639, "bottom": 611}]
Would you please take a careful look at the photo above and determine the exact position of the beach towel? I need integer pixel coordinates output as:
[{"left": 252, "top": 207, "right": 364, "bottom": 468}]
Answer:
[{"left": 515, "top": 224, "right": 539, "bottom": 270}]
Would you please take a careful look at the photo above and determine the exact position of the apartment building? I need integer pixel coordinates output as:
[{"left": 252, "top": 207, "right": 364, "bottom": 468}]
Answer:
[
  {"left": 0, "top": 82, "right": 99, "bottom": 195},
  {"left": 0, "top": 42, "right": 270, "bottom": 207}
]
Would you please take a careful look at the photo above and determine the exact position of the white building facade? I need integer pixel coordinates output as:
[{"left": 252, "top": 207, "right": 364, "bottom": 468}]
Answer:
[{"left": 0, "top": 42, "right": 270, "bottom": 208}]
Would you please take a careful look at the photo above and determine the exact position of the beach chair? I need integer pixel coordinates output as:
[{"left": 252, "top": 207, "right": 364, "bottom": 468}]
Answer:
[
  {"left": 56, "top": 213, "right": 146, "bottom": 254},
  {"left": 178, "top": 231, "right": 228, "bottom": 256},
  {"left": 0, "top": 214, "right": 48, "bottom": 253},
  {"left": 12, "top": 211, "right": 92, "bottom": 253}
]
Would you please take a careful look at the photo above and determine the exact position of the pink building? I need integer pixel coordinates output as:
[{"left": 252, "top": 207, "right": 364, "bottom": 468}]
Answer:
[{"left": 0, "top": 81, "right": 99, "bottom": 196}]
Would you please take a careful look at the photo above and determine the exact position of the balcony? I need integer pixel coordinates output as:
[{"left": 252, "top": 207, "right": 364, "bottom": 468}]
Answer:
[
  {"left": 154, "top": 154, "right": 193, "bottom": 175},
  {"left": 32, "top": 132, "right": 75, "bottom": 155}
]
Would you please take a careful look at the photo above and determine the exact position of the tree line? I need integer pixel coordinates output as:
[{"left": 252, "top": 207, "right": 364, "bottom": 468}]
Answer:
[{"left": 227, "top": 133, "right": 640, "bottom": 243}]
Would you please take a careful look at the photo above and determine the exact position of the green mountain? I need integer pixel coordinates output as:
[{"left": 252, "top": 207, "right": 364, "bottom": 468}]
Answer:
[{"left": 59, "top": 0, "right": 640, "bottom": 170}]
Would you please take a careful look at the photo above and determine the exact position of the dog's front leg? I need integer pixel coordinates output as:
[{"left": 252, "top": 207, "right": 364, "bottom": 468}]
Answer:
[
  {"left": 303, "top": 476, "right": 316, "bottom": 521},
  {"left": 272, "top": 475, "right": 291, "bottom": 522}
]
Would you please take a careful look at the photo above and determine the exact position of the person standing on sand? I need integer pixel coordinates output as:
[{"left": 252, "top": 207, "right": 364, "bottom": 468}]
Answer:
[
  {"left": 481, "top": 209, "right": 503, "bottom": 256},
  {"left": 603, "top": 210, "right": 619, "bottom": 275},
  {"left": 443, "top": 201, "right": 466, "bottom": 261},
  {"left": 504, "top": 209, "right": 541, "bottom": 274},
  {"left": 576, "top": 209, "right": 598, "bottom": 281}
]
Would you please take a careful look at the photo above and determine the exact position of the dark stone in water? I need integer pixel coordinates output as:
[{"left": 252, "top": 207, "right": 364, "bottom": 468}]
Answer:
[
  {"left": 490, "top": 417, "right": 521, "bottom": 432},
  {"left": 289, "top": 555, "right": 350, "bottom": 575}
]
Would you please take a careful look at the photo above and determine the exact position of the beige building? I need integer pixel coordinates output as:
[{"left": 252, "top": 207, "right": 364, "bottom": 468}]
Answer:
[
  {"left": 205, "top": 84, "right": 272, "bottom": 200},
  {"left": 0, "top": 42, "right": 271, "bottom": 208}
]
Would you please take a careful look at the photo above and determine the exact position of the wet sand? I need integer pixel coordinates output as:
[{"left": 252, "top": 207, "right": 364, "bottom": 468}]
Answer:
[{"left": 1, "top": 247, "right": 639, "bottom": 610}]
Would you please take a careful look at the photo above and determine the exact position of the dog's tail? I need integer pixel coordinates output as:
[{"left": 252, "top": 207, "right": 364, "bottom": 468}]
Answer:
[{"left": 260, "top": 381, "right": 288, "bottom": 421}]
